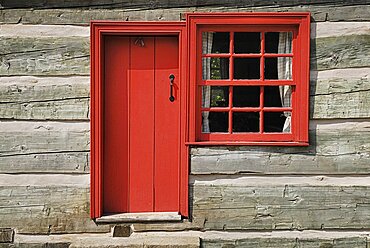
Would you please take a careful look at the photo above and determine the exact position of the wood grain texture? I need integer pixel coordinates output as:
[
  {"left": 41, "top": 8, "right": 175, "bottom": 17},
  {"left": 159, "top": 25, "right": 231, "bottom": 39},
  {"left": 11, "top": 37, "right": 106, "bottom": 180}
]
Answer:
[
  {"left": 1, "top": 5, "right": 370, "bottom": 24},
  {"left": 201, "top": 233, "right": 368, "bottom": 248},
  {"left": 311, "top": 34, "right": 370, "bottom": 71},
  {"left": 191, "top": 121, "right": 370, "bottom": 175},
  {"left": 0, "top": 184, "right": 108, "bottom": 234},
  {"left": 0, "top": 76, "right": 90, "bottom": 120},
  {"left": 1, "top": 0, "right": 369, "bottom": 10},
  {"left": 0, "top": 122, "right": 89, "bottom": 173},
  {"left": 0, "top": 37, "right": 89, "bottom": 76},
  {"left": 310, "top": 68, "right": 370, "bottom": 119},
  {"left": 190, "top": 176, "right": 370, "bottom": 231},
  {"left": 0, "top": 152, "right": 89, "bottom": 174},
  {"left": 0, "top": 121, "right": 89, "bottom": 156}
]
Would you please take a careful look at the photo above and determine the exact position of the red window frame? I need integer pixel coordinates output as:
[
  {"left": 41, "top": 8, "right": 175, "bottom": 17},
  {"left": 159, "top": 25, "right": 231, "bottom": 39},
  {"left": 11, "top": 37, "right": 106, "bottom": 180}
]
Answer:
[{"left": 186, "top": 13, "right": 310, "bottom": 146}]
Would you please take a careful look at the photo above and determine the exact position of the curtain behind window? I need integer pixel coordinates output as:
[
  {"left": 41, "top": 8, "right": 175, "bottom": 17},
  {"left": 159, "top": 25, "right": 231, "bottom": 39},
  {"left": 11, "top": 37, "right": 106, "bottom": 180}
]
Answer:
[
  {"left": 202, "top": 32, "right": 213, "bottom": 133},
  {"left": 278, "top": 32, "right": 292, "bottom": 133}
]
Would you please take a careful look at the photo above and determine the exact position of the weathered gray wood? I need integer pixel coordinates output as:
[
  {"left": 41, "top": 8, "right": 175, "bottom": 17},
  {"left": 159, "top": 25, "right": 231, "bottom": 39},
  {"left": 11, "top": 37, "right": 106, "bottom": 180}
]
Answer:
[
  {"left": 201, "top": 232, "right": 368, "bottom": 248},
  {"left": 0, "top": 152, "right": 89, "bottom": 174},
  {"left": 191, "top": 121, "right": 370, "bottom": 175},
  {"left": 191, "top": 176, "right": 370, "bottom": 230},
  {"left": 0, "top": 121, "right": 89, "bottom": 157},
  {"left": 0, "top": 76, "right": 90, "bottom": 120},
  {"left": 0, "top": 121, "right": 89, "bottom": 173},
  {"left": 0, "top": 228, "right": 14, "bottom": 243},
  {"left": 0, "top": 37, "right": 89, "bottom": 76},
  {"left": 1, "top": 5, "right": 370, "bottom": 25},
  {"left": 310, "top": 68, "right": 370, "bottom": 119},
  {"left": 1, "top": 0, "right": 369, "bottom": 10},
  {"left": 312, "top": 34, "right": 370, "bottom": 71},
  {"left": 0, "top": 175, "right": 108, "bottom": 234},
  {"left": 0, "top": 99, "right": 89, "bottom": 120}
]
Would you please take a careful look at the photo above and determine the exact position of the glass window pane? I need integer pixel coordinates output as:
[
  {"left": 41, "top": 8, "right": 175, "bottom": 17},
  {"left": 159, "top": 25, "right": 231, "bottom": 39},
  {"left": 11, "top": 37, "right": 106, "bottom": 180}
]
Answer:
[
  {"left": 233, "top": 112, "right": 259, "bottom": 132},
  {"left": 234, "top": 32, "right": 261, "bottom": 54},
  {"left": 202, "top": 111, "right": 228, "bottom": 133},
  {"left": 264, "top": 112, "right": 291, "bottom": 133},
  {"left": 264, "top": 86, "right": 292, "bottom": 108},
  {"left": 202, "top": 32, "right": 230, "bottom": 54},
  {"left": 202, "top": 86, "right": 229, "bottom": 108},
  {"left": 265, "top": 57, "right": 292, "bottom": 80},
  {"left": 233, "top": 86, "right": 260, "bottom": 107},
  {"left": 202, "top": 57, "right": 229, "bottom": 80},
  {"left": 234, "top": 58, "right": 260, "bottom": 79},
  {"left": 265, "top": 32, "right": 292, "bottom": 54}
]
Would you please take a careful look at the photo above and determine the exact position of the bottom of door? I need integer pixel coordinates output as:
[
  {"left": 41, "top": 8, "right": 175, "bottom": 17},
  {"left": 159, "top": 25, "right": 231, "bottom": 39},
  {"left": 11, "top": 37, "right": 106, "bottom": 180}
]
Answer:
[{"left": 95, "top": 212, "right": 182, "bottom": 224}]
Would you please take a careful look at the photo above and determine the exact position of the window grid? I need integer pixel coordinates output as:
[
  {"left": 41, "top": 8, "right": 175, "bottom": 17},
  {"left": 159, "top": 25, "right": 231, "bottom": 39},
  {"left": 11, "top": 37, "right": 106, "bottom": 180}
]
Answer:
[{"left": 200, "top": 31, "right": 294, "bottom": 134}]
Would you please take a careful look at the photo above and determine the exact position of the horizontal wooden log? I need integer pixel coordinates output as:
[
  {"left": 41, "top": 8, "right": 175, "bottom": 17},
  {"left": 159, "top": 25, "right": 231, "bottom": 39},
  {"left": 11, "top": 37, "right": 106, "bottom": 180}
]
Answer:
[
  {"left": 202, "top": 231, "right": 368, "bottom": 248},
  {"left": 0, "top": 37, "right": 89, "bottom": 76},
  {"left": 0, "top": 121, "right": 89, "bottom": 156},
  {"left": 0, "top": 121, "right": 89, "bottom": 174},
  {"left": 310, "top": 68, "right": 370, "bottom": 119},
  {"left": 191, "top": 121, "right": 370, "bottom": 175},
  {"left": 1, "top": 0, "right": 369, "bottom": 10},
  {"left": 0, "top": 76, "right": 90, "bottom": 120},
  {"left": 191, "top": 176, "right": 370, "bottom": 231},
  {"left": 311, "top": 34, "right": 370, "bottom": 71},
  {"left": 1, "top": 5, "right": 370, "bottom": 25},
  {"left": 0, "top": 152, "right": 89, "bottom": 174},
  {"left": 0, "top": 174, "right": 109, "bottom": 234}
]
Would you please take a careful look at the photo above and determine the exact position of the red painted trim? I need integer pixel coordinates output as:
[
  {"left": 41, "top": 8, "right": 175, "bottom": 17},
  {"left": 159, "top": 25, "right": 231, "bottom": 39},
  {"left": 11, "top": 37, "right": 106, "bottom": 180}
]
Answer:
[
  {"left": 90, "top": 21, "right": 188, "bottom": 218},
  {"left": 187, "top": 12, "right": 310, "bottom": 145}
]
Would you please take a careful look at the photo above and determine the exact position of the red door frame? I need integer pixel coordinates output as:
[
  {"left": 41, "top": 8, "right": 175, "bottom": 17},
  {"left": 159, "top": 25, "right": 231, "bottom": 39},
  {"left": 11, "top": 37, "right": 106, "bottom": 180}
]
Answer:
[{"left": 90, "top": 21, "right": 188, "bottom": 218}]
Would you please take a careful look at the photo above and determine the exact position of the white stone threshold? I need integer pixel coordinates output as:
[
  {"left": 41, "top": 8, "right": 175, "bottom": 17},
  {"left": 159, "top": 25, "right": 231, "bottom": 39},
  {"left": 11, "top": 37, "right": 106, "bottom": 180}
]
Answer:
[{"left": 95, "top": 212, "right": 181, "bottom": 224}]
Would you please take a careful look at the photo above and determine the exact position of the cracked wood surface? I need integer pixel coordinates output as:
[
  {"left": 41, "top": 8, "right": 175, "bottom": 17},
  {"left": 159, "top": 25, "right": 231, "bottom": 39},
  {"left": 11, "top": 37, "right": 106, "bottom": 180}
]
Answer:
[
  {"left": 0, "top": 5, "right": 369, "bottom": 24},
  {"left": 191, "top": 121, "right": 370, "bottom": 175},
  {"left": 0, "top": 176, "right": 108, "bottom": 234},
  {"left": 0, "top": 76, "right": 90, "bottom": 120},
  {"left": 190, "top": 176, "right": 370, "bottom": 231},
  {"left": 0, "top": 121, "right": 89, "bottom": 173},
  {"left": 0, "top": 0, "right": 369, "bottom": 10}
]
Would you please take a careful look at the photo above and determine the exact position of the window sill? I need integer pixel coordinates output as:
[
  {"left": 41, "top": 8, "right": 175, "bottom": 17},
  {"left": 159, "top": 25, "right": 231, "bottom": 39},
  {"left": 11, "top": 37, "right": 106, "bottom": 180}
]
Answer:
[
  {"left": 185, "top": 141, "right": 309, "bottom": 146},
  {"left": 95, "top": 212, "right": 182, "bottom": 224}
]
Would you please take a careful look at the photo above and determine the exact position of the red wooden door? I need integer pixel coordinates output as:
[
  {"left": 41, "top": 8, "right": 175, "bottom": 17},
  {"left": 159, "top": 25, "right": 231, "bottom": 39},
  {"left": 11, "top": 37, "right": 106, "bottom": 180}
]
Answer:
[{"left": 103, "top": 36, "right": 180, "bottom": 214}]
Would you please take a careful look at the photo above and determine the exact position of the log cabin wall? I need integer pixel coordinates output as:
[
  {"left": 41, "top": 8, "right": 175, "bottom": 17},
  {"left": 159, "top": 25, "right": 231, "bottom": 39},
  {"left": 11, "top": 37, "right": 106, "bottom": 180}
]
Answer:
[{"left": 0, "top": 1, "right": 370, "bottom": 247}]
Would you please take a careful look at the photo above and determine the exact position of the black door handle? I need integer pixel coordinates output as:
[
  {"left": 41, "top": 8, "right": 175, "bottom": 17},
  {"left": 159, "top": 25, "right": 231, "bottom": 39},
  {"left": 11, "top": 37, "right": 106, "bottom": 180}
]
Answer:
[{"left": 169, "top": 74, "right": 175, "bottom": 102}]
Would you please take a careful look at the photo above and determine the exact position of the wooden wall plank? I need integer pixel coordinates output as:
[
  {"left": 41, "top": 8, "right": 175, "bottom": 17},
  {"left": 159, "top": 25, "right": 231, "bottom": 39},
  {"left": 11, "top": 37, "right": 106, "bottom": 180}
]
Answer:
[
  {"left": 0, "top": 37, "right": 90, "bottom": 76},
  {"left": 0, "top": 5, "right": 369, "bottom": 25},
  {"left": 201, "top": 232, "right": 368, "bottom": 248},
  {"left": 310, "top": 68, "right": 370, "bottom": 119},
  {"left": 191, "top": 121, "right": 370, "bottom": 175},
  {"left": 311, "top": 34, "right": 370, "bottom": 71},
  {"left": 0, "top": 121, "right": 89, "bottom": 156},
  {"left": 1, "top": 0, "right": 368, "bottom": 10},
  {"left": 0, "top": 175, "right": 108, "bottom": 234},
  {"left": 0, "top": 152, "right": 89, "bottom": 174},
  {"left": 0, "top": 76, "right": 90, "bottom": 120},
  {"left": 191, "top": 176, "right": 370, "bottom": 231}
]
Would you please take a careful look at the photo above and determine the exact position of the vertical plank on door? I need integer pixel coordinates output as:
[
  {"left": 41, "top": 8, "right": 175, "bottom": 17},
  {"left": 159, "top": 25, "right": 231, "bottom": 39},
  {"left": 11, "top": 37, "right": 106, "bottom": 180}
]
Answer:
[
  {"left": 129, "top": 37, "right": 155, "bottom": 212},
  {"left": 154, "top": 36, "right": 180, "bottom": 211},
  {"left": 103, "top": 36, "right": 129, "bottom": 213}
]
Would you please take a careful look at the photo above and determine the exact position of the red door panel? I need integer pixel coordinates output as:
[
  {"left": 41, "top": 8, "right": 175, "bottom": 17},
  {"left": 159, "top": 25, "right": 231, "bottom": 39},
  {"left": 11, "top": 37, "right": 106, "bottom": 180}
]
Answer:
[
  {"left": 154, "top": 37, "right": 179, "bottom": 211},
  {"left": 103, "top": 36, "right": 180, "bottom": 214},
  {"left": 103, "top": 36, "right": 129, "bottom": 213},
  {"left": 129, "top": 37, "right": 155, "bottom": 212}
]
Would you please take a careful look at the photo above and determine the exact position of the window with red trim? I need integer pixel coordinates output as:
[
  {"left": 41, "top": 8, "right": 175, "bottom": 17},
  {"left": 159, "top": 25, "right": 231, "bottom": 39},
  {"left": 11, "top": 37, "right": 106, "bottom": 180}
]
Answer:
[{"left": 187, "top": 13, "right": 310, "bottom": 146}]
